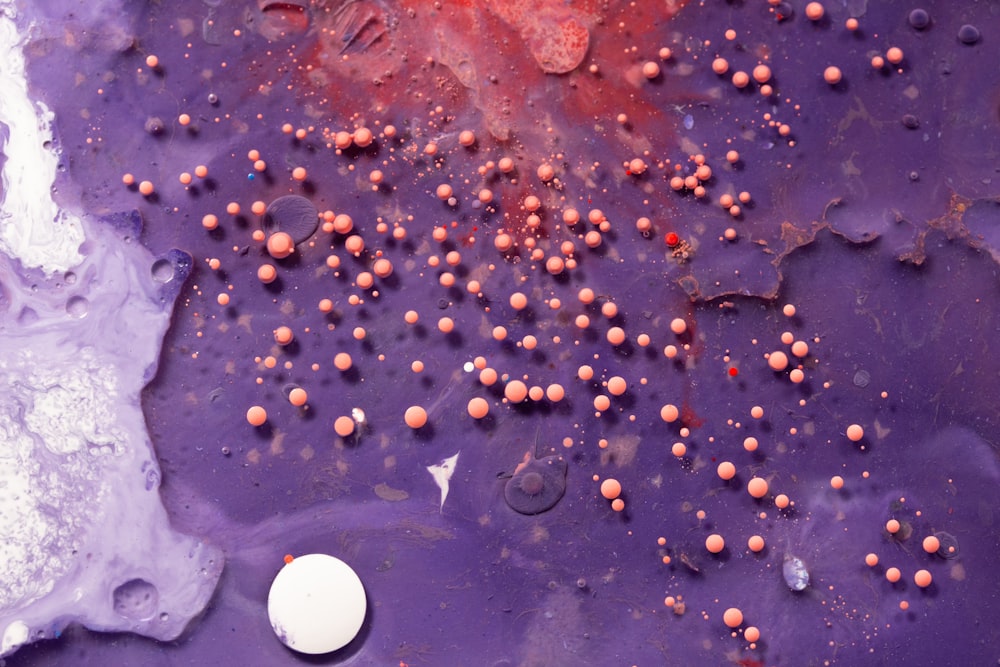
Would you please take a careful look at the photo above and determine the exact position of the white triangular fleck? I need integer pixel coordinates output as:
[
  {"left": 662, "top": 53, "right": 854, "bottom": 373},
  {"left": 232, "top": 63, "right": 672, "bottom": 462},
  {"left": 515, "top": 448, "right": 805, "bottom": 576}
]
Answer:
[{"left": 426, "top": 452, "right": 459, "bottom": 512}]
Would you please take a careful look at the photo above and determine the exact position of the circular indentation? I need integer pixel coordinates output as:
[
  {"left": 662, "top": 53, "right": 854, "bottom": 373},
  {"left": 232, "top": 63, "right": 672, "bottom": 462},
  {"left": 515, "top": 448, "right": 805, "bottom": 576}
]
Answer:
[
  {"left": 144, "top": 117, "right": 165, "bottom": 135},
  {"left": 66, "top": 295, "right": 88, "bottom": 318},
  {"left": 268, "top": 553, "right": 366, "bottom": 654},
  {"left": 263, "top": 195, "right": 319, "bottom": 244},
  {"left": 901, "top": 114, "right": 920, "bottom": 129},
  {"left": 958, "top": 24, "right": 980, "bottom": 45},
  {"left": 151, "top": 258, "right": 175, "bottom": 283},
  {"left": 113, "top": 578, "right": 159, "bottom": 622},
  {"left": 518, "top": 471, "right": 545, "bottom": 496},
  {"left": 853, "top": 370, "right": 871, "bottom": 387},
  {"left": 504, "top": 455, "right": 567, "bottom": 515},
  {"left": 907, "top": 9, "right": 930, "bottom": 30},
  {"left": 933, "top": 531, "right": 960, "bottom": 558}
]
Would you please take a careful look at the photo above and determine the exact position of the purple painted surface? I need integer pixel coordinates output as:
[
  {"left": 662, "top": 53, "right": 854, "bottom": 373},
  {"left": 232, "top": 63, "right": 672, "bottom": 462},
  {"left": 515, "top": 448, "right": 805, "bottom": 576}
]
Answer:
[{"left": 3, "top": 0, "right": 1000, "bottom": 665}]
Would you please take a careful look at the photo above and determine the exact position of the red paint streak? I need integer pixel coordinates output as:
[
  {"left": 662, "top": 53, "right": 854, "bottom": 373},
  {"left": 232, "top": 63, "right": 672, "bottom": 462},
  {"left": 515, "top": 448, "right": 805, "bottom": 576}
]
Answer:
[{"left": 680, "top": 401, "right": 704, "bottom": 428}]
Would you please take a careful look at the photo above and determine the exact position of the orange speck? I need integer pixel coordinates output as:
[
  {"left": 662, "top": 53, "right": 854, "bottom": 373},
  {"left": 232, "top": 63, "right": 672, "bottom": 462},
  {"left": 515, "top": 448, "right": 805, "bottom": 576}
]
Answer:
[
  {"left": 504, "top": 380, "right": 528, "bottom": 403},
  {"left": 885, "top": 567, "right": 901, "bottom": 583},
  {"left": 343, "top": 235, "right": 365, "bottom": 256},
  {"left": 479, "top": 368, "right": 498, "bottom": 386},
  {"left": 334, "top": 416, "right": 355, "bottom": 437},
  {"left": 257, "top": 264, "right": 277, "bottom": 284},
  {"left": 600, "top": 478, "right": 622, "bottom": 500},
  {"left": 805, "top": 2, "right": 824, "bottom": 20},
  {"left": 723, "top": 607, "right": 743, "bottom": 629},
  {"left": 334, "top": 352, "right": 353, "bottom": 371},
  {"left": 660, "top": 404, "right": 680, "bottom": 423},
  {"left": 922, "top": 535, "right": 941, "bottom": 554},
  {"left": 717, "top": 461, "right": 736, "bottom": 480},
  {"left": 353, "top": 127, "right": 373, "bottom": 147},
  {"left": 846, "top": 424, "right": 864, "bottom": 442},
  {"left": 747, "top": 535, "right": 765, "bottom": 552},
  {"left": 288, "top": 387, "right": 308, "bottom": 406},
  {"left": 274, "top": 326, "right": 294, "bottom": 345},
  {"left": 509, "top": 292, "right": 528, "bottom": 310},
  {"left": 768, "top": 350, "right": 789, "bottom": 371},
  {"left": 283, "top": 554, "right": 294, "bottom": 564},
  {"left": 267, "top": 232, "right": 295, "bottom": 259},
  {"left": 246, "top": 405, "right": 267, "bottom": 427},
  {"left": 467, "top": 397, "right": 489, "bottom": 419},
  {"left": 705, "top": 534, "right": 725, "bottom": 554},
  {"left": 373, "top": 258, "right": 393, "bottom": 278},
  {"left": 404, "top": 405, "right": 428, "bottom": 429},
  {"left": 747, "top": 477, "right": 768, "bottom": 499}
]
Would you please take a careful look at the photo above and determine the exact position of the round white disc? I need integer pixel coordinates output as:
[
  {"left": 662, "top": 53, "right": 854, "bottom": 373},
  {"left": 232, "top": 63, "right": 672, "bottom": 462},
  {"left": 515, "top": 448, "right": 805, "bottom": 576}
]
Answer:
[{"left": 267, "top": 553, "right": 366, "bottom": 654}]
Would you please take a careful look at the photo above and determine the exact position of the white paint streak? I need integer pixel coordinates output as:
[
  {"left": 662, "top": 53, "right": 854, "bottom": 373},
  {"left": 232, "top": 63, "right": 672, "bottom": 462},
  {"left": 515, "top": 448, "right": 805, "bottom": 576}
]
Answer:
[{"left": 0, "top": 4, "right": 84, "bottom": 274}]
